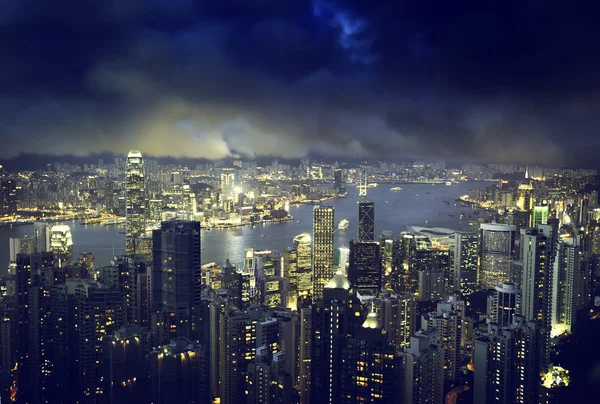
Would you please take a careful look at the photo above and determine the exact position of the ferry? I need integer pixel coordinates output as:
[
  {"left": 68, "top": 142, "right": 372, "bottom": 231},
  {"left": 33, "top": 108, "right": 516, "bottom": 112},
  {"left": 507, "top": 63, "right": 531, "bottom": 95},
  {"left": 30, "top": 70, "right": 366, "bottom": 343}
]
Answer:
[
  {"left": 338, "top": 219, "right": 350, "bottom": 231},
  {"left": 390, "top": 187, "right": 403, "bottom": 191}
]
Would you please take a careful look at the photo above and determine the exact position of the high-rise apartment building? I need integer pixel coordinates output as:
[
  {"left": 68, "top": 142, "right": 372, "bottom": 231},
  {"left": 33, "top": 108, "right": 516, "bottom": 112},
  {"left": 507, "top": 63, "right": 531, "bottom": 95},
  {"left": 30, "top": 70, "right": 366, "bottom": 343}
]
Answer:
[
  {"left": 126, "top": 150, "right": 146, "bottom": 254},
  {"left": 312, "top": 206, "right": 334, "bottom": 300},
  {"left": 552, "top": 237, "right": 587, "bottom": 336},
  {"left": 379, "top": 292, "right": 416, "bottom": 353},
  {"left": 473, "top": 317, "right": 540, "bottom": 404}
]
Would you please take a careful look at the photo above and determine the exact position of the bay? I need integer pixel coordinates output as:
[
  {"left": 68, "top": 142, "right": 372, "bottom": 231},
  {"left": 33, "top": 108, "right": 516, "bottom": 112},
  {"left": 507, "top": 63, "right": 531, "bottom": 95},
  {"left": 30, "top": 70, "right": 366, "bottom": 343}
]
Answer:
[{"left": 0, "top": 182, "right": 492, "bottom": 272}]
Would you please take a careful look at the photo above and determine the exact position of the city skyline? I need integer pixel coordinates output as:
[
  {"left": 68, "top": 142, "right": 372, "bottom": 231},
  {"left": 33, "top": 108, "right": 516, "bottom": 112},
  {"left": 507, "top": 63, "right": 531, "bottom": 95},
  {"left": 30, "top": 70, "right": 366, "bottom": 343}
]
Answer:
[{"left": 2, "top": 2, "right": 600, "bottom": 403}]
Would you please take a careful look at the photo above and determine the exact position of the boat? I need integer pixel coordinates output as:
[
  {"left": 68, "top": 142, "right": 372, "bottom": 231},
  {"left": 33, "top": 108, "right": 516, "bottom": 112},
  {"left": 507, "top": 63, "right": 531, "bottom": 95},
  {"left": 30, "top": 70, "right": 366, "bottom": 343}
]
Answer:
[
  {"left": 338, "top": 219, "right": 350, "bottom": 231},
  {"left": 368, "top": 183, "right": 378, "bottom": 188},
  {"left": 390, "top": 187, "right": 403, "bottom": 191},
  {"left": 445, "top": 181, "right": 452, "bottom": 186}
]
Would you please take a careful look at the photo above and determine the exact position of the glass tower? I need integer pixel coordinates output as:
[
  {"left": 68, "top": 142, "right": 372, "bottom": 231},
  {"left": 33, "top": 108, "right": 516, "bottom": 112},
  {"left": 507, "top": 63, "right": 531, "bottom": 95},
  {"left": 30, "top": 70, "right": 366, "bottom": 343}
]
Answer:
[
  {"left": 126, "top": 150, "right": 145, "bottom": 254},
  {"left": 312, "top": 205, "right": 334, "bottom": 300}
]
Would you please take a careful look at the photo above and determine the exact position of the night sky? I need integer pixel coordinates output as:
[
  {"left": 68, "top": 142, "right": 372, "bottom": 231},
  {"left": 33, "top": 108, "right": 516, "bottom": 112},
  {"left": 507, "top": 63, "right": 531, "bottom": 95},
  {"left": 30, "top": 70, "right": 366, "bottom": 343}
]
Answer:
[{"left": 2, "top": 1, "right": 600, "bottom": 166}]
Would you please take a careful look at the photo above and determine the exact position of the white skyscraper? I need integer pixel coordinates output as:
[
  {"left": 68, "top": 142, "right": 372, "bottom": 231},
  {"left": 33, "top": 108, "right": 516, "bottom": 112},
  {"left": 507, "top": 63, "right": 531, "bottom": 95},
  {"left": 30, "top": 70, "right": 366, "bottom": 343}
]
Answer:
[
  {"left": 50, "top": 225, "right": 73, "bottom": 267},
  {"left": 126, "top": 150, "right": 145, "bottom": 254}
]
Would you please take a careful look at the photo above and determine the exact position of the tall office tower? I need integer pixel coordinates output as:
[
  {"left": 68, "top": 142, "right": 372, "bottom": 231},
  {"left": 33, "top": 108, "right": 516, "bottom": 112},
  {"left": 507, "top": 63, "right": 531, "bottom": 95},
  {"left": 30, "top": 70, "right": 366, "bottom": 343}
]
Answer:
[
  {"left": 33, "top": 221, "right": 51, "bottom": 253},
  {"left": 403, "top": 329, "right": 445, "bottom": 404},
  {"left": 312, "top": 205, "right": 335, "bottom": 300},
  {"left": 14, "top": 252, "right": 54, "bottom": 403},
  {"left": 418, "top": 268, "right": 445, "bottom": 302},
  {"left": 248, "top": 348, "right": 293, "bottom": 404},
  {"left": 102, "top": 326, "right": 152, "bottom": 404},
  {"left": 473, "top": 317, "right": 540, "bottom": 404},
  {"left": 348, "top": 240, "right": 381, "bottom": 295},
  {"left": 333, "top": 168, "right": 344, "bottom": 194},
  {"left": 299, "top": 306, "right": 312, "bottom": 404},
  {"left": 0, "top": 179, "right": 18, "bottom": 216},
  {"left": 69, "top": 279, "right": 123, "bottom": 403},
  {"left": 150, "top": 338, "right": 209, "bottom": 404},
  {"left": 492, "top": 282, "right": 522, "bottom": 326},
  {"left": 520, "top": 223, "right": 556, "bottom": 376},
  {"left": 340, "top": 312, "right": 402, "bottom": 403},
  {"left": 293, "top": 233, "right": 313, "bottom": 299},
  {"left": 479, "top": 223, "right": 516, "bottom": 289},
  {"left": 8, "top": 236, "right": 33, "bottom": 273},
  {"left": 452, "top": 232, "right": 478, "bottom": 296},
  {"left": 552, "top": 237, "right": 587, "bottom": 336},
  {"left": 311, "top": 270, "right": 352, "bottom": 404},
  {"left": 50, "top": 224, "right": 73, "bottom": 267},
  {"left": 532, "top": 205, "right": 549, "bottom": 227},
  {"left": 379, "top": 292, "right": 416, "bottom": 353},
  {"left": 125, "top": 150, "right": 146, "bottom": 254},
  {"left": 358, "top": 196, "right": 375, "bottom": 241},
  {"left": 425, "top": 297, "right": 465, "bottom": 389},
  {"left": 152, "top": 220, "right": 201, "bottom": 342}
]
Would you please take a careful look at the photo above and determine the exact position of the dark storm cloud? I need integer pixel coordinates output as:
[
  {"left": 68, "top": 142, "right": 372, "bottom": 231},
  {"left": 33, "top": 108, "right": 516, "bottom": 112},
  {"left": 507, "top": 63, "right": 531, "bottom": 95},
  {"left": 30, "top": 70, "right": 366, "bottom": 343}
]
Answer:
[{"left": 1, "top": 0, "right": 599, "bottom": 165}]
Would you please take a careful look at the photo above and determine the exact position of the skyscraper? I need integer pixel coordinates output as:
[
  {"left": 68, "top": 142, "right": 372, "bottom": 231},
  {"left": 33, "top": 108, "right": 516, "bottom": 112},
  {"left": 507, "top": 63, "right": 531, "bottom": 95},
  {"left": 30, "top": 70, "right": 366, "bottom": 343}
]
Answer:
[
  {"left": 312, "top": 206, "right": 334, "bottom": 300},
  {"left": 348, "top": 240, "right": 381, "bottom": 295},
  {"left": 452, "top": 232, "right": 478, "bottom": 296},
  {"left": 50, "top": 225, "right": 73, "bottom": 267},
  {"left": 152, "top": 220, "right": 201, "bottom": 342},
  {"left": 479, "top": 223, "right": 516, "bottom": 289},
  {"left": 492, "top": 282, "right": 522, "bottom": 326},
  {"left": 333, "top": 168, "right": 344, "bottom": 194},
  {"left": 473, "top": 317, "right": 540, "bottom": 404},
  {"left": 552, "top": 237, "right": 586, "bottom": 336},
  {"left": 126, "top": 150, "right": 146, "bottom": 254},
  {"left": 358, "top": 197, "right": 375, "bottom": 242}
]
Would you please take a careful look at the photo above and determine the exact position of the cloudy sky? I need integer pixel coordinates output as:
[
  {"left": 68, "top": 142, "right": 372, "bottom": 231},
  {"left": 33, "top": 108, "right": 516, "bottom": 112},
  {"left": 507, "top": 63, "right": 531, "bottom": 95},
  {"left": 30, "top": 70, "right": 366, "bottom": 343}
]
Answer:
[{"left": 1, "top": 0, "right": 600, "bottom": 166}]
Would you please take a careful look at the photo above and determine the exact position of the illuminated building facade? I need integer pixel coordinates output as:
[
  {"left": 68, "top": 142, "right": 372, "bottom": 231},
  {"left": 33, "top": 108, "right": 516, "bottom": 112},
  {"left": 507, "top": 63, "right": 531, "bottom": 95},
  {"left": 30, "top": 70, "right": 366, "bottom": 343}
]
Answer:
[
  {"left": 1, "top": 179, "right": 18, "bottom": 216},
  {"left": 532, "top": 205, "right": 549, "bottom": 227},
  {"left": 552, "top": 237, "right": 587, "bottom": 336},
  {"left": 379, "top": 292, "right": 416, "bottom": 353},
  {"left": 312, "top": 206, "right": 334, "bottom": 300},
  {"left": 452, "top": 232, "right": 478, "bottom": 296},
  {"left": 50, "top": 224, "right": 73, "bottom": 267},
  {"left": 479, "top": 223, "right": 516, "bottom": 289},
  {"left": 492, "top": 282, "right": 522, "bottom": 326},
  {"left": 473, "top": 317, "right": 540, "bottom": 404},
  {"left": 126, "top": 150, "right": 146, "bottom": 254}
]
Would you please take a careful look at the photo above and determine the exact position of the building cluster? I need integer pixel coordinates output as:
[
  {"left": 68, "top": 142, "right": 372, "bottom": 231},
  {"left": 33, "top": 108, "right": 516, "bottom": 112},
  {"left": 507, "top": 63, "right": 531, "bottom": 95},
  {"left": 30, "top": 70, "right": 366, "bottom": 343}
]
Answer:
[{"left": 0, "top": 153, "right": 598, "bottom": 403}]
